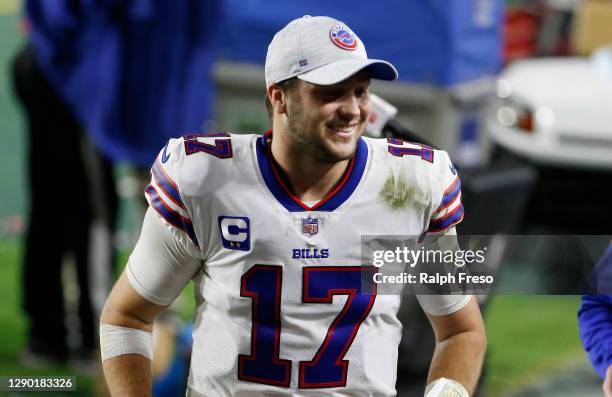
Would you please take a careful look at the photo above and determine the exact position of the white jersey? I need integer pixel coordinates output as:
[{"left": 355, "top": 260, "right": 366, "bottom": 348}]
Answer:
[{"left": 127, "top": 132, "right": 468, "bottom": 397}]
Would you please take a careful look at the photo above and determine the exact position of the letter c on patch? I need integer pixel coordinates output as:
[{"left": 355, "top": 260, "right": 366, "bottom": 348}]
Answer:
[{"left": 218, "top": 216, "right": 251, "bottom": 251}]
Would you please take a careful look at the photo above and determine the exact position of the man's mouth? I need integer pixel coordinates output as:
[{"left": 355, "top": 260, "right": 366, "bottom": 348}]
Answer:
[{"left": 327, "top": 124, "right": 359, "bottom": 138}]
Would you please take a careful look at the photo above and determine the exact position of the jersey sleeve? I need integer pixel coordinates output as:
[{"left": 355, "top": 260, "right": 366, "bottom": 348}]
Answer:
[
  {"left": 426, "top": 150, "right": 464, "bottom": 236},
  {"left": 127, "top": 207, "right": 202, "bottom": 306},
  {"left": 578, "top": 245, "right": 612, "bottom": 379},
  {"left": 578, "top": 294, "right": 612, "bottom": 379},
  {"left": 145, "top": 138, "right": 200, "bottom": 250}
]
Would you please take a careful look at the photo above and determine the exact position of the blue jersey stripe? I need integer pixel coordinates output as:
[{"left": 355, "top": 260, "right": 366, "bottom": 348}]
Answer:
[
  {"left": 151, "top": 160, "right": 186, "bottom": 210},
  {"left": 428, "top": 204, "right": 465, "bottom": 232},
  {"left": 318, "top": 139, "right": 368, "bottom": 212},
  {"left": 255, "top": 133, "right": 368, "bottom": 212},
  {"left": 438, "top": 178, "right": 461, "bottom": 209},
  {"left": 146, "top": 185, "right": 199, "bottom": 248}
]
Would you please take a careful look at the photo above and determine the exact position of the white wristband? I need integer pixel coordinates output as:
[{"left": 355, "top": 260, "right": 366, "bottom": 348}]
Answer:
[
  {"left": 425, "top": 377, "right": 469, "bottom": 397},
  {"left": 100, "top": 323, "right": 153, "bottom": 362}
]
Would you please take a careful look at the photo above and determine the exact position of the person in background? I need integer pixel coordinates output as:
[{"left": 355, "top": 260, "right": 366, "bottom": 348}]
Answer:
[
  {"left": 12, "top": 29, "right": 117, "bottom": 368},
  {"left": 12, "top": 0, "right": 221, "bottom": 367},
  {"left": 578, "top": 243, "right": 612, "bottom": 397}
]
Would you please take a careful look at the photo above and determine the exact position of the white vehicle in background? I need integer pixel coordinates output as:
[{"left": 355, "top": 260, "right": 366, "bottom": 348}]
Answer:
[
  {"left": 488, "top": 46, "right": 612, "bottom": 170},
  {"left": 487, "top": 46, "right": 612, "bottom": 232}
]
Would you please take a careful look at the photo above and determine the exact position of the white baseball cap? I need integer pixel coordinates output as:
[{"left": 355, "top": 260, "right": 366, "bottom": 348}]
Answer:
[{"left": 265, "top": 15, "right": 398, "bottom": 88}]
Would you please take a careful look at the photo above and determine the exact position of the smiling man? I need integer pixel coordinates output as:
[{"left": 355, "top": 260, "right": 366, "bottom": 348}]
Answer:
[{"left": 100, "top": 16, "right": 486, "bottom": 397}]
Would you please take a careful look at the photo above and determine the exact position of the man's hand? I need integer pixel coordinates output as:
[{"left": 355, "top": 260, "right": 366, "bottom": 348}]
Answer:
[{"left": 604, "top": 365, "right": 612, "bottom": 397}]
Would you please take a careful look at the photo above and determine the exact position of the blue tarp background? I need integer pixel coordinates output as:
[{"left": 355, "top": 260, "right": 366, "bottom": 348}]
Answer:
[
  {"left": 27, "top": 0, "right": 221, "bottom": 166},
  {"left": 220, "top": 0, "right": 503, "bottom": 87}
]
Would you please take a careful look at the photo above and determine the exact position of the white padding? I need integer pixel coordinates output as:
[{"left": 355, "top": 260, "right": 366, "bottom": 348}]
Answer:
[
  {"left": 100, "top": 323, "right": 153, "bottom": 361},
  {"left": 424, "top": 377, "right": 469, "bottom": 397}
]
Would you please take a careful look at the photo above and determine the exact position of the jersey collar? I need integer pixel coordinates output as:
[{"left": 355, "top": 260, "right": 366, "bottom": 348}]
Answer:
[{"left": 255, "top": 130, "right": 368, "bottom": 212}]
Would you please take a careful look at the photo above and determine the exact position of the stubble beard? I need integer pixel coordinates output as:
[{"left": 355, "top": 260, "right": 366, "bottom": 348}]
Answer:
[{"left": 285, "top": 101, "right": 358, "bottom": 164}]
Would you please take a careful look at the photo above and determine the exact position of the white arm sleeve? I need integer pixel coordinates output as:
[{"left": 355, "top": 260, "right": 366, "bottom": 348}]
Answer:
[
  {"left": 127, "top": 207, "right": 202, "bottom": 306},
  {"left": 417, "top": 227, "right": 472, "bottom": 316}
]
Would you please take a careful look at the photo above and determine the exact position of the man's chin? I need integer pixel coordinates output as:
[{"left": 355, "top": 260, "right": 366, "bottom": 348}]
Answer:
[{"left": 319, "top": 139, "right": 359, "bottom": 163}]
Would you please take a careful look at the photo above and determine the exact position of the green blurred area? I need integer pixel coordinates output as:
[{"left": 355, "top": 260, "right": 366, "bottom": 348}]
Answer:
[
  {"left": 0, "top": 10, "right": 26, "bottom": 223},
  {"left": 484, "top": 295, "right": 583, "bottom": 396},
  {"left": 0, "top": 240, "right": 95, "bottom": 396}
]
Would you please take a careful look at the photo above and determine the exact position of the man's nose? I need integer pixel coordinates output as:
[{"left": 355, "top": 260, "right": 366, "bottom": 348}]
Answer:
[{"left": 337, "top": 95, "right": 360, "bottom": 121}]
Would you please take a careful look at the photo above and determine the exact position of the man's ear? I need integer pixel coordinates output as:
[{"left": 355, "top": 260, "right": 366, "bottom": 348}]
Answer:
[{"left": 268, "top": 84, "right": 288, "bottom": 115}]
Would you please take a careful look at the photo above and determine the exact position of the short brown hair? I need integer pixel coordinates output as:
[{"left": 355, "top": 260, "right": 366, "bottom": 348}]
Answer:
[{"left": 265, "top": 78, "right": 298, "bottom": 121}]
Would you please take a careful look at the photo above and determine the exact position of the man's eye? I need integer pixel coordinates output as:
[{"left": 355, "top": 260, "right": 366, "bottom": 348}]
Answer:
[{"left": 356, "top": 89, "right": 369, "bottom": 99}]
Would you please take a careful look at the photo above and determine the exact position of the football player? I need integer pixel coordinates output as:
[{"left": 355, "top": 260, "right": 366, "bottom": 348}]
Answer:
[{"left": 100, "top": 16, "right": 486, "bottom": 397}]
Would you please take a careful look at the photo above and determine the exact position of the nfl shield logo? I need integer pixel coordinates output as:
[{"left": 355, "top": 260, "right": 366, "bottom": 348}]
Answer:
[{"left": 302, "top": 216, "right": 319, "bottom": 237}]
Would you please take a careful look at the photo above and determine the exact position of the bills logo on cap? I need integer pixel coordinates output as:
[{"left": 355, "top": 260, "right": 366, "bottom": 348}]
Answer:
[
  {"left": 329, "top": 26, "right": 357, "bottom": 51},
  {"left": 302, "top": 216, "right": 319, "bottom": 237}
]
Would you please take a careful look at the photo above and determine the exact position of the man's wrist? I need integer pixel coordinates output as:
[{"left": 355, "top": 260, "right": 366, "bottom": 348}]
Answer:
[{"left": 425, "top": 377, "right": 469, "bottom": 397}]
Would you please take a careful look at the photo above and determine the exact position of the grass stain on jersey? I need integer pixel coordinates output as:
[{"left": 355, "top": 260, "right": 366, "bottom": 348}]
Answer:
[{"left": 379, "top": 172, "right": 429, "bottom": 211}]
